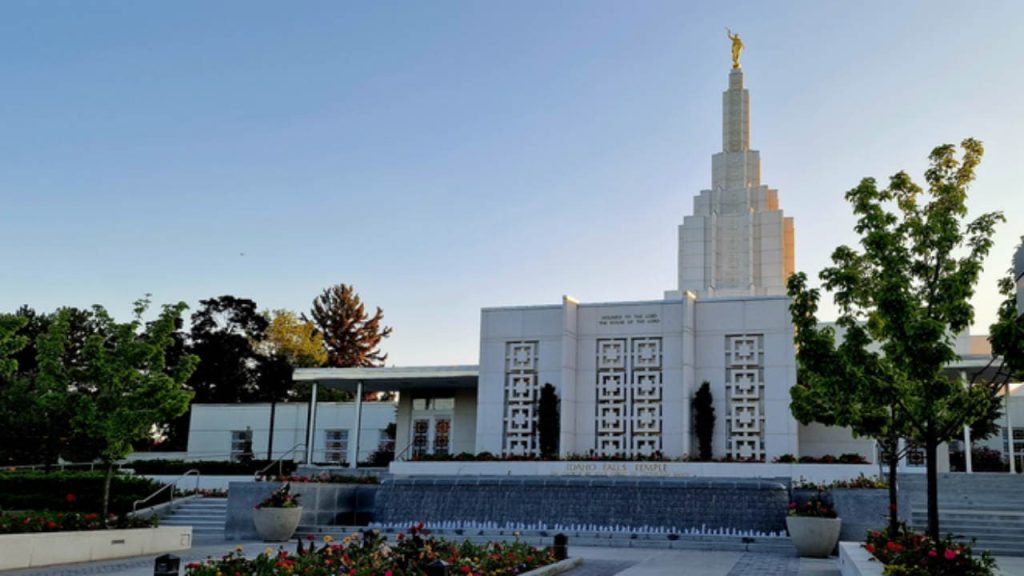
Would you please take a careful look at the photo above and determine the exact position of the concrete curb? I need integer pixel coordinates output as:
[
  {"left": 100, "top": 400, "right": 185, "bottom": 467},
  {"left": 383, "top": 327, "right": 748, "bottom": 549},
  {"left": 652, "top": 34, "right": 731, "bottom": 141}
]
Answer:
[
  {"left": 519, "top": 557, "right": 583, "bottom": 576},
  {"left": 838, "top": 542, "right": 883, "bottom": 576}
]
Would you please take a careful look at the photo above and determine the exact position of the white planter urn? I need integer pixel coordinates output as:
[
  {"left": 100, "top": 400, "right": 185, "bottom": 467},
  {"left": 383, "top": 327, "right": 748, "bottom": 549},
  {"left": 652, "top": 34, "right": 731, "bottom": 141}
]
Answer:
[
  {"left": 253, "top": 506, "right": 303, "bottom": 542},
  {"left": 786, "top": 516, "right": 842, "bottom": 558}
]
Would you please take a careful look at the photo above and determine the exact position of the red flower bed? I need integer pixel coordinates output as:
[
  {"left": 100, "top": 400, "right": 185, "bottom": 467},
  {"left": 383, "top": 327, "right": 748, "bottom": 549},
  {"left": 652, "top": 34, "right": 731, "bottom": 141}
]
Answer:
[
  {"left": 0, "top": 510, "right": 155, "bottom": 534},
  {"left": 864, "top": 524, "right": 996, "bottom": 575},
  {"left": 186, "top": 523, "right": 556, "bottom": 576}
]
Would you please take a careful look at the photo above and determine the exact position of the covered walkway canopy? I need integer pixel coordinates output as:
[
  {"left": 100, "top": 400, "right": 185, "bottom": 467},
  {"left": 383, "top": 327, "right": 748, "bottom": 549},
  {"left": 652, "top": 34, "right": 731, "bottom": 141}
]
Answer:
[{"left": 293, "top": 365, "right": 479, "bottom": 466}]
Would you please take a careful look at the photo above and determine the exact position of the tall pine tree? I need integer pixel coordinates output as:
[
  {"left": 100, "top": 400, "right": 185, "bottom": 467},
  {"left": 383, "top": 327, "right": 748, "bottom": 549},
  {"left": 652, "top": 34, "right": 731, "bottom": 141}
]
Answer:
[{"left": 309, "top": 284, "right": 392, "bottom": 367}]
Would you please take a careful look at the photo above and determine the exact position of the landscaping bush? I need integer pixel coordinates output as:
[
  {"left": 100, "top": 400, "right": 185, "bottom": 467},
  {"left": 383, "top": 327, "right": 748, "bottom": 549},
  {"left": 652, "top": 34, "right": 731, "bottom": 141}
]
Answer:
[
  {"left": 186, "top": 524, "right": 555, "bottom": 576},
  {"left": 0, "top": 510, "right": 156, "bottom": 534},
  {"left": 128, "top": 459, "right": 298, "bottom": 476},
  {"left": 795, "top": 473, "right": 887, "bottom": 490},
  {"left": 949, "top": 447, "right": 1008, "bottom": 472},
  {"left": 793, "top": 453, "right": 869, "bottom": 464},
  {"left": 864, "top": 524, "right": 996, "bottom": 575},
  {"left": 360, "top": 447, "right": 394, "bottom": 467},
  {"left": 0, "top": 470, "right": 166, "bottom": 515}
]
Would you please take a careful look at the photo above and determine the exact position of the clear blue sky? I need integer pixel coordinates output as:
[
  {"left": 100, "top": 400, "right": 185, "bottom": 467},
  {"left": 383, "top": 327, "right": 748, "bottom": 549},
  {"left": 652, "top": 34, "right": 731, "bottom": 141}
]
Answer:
[{"left": 2, "top": 1, "right": 1021, "bottom": 365}]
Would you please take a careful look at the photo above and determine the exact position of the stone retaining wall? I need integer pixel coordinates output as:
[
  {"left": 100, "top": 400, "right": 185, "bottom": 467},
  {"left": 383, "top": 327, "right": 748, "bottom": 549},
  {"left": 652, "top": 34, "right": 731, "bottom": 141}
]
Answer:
[
  {"left": 374, "top": 476, "right": 789, "bottom": 534},
  {"left": 0, "top": 527, "right": 192, "bottom": 571},
  {"left": 226, "top": 482, "right": 378, "bottom": 540},
  {"left": 792, "top": 489, "right": 908, "bottom": 542}
]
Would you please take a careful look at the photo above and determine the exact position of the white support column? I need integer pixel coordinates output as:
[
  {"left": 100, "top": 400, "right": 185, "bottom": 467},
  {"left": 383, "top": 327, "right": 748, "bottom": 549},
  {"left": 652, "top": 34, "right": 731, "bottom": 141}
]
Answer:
[
  {"left": 1008, "top": 381, "right": 1017, "bottom": 474},
  {"left": 962, "top": 371, "right": 972, "bottom": 473},
  {"left": 963, "top": 425, "right": 973, "bottom": 473},
  {"left": 352, "top": 381, "right": 364, "bottom": 470},
  {"left": 305, "top": 382, "right": 319, "bottom": 464}
]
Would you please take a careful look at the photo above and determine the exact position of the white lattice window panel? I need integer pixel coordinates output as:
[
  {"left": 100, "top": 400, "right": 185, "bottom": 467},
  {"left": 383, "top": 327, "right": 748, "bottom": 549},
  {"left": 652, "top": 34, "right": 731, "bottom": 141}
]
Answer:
[
  {"left": 508, "top": 342, "right": 538, "bottom": 371},
  {"left": 630, "top": 337, "right": 663, "bottom": 456},
  {"left": 323, "top": 429, "right": 349, "bottom": 463},
  {"left": 725, "top": 334, "right": 765, "bottom": 461},
  {"left": 595, "top": 339, "right": 627, "bottom": 456},
  {"left": 594, "top": 337, "right": 663, "bottom": 458},
  {"left": 597, "top": 372, "right": 626, "bottom": 402},
  {"left": 503, "top": 341, "right": 539, "bottom": 456},
  {"left": 597, "top": 340, "right": 626, "bottom": 370}
]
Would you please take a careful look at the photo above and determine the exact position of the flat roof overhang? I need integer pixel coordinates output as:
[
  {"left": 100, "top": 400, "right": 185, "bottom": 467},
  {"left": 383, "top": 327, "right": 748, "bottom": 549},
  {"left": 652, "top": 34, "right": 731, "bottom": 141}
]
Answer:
[{"left": 293, "top": 365, "right": 479, "bottom": 393}]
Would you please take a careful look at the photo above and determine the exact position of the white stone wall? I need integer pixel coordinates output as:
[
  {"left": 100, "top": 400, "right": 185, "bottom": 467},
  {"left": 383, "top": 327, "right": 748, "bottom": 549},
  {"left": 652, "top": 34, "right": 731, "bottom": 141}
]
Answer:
[
  {"left": 798, "top": 423, "right": 876, "bottom": 462},
  {"left": 693, "top": 296, "right": 798, "bottom": 460},
  {"left": 476, "top": 304, "right": 564, "bottom": 455},
  {"left": 476, "top": 293, "right": 797, "bottom": 461}
]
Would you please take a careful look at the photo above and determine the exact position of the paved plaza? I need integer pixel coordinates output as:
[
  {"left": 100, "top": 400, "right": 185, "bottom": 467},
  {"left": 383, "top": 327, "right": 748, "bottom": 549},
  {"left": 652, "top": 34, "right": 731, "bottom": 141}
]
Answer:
[{"left": 4, "top": 537, "right": 1024, "bottom": 576}]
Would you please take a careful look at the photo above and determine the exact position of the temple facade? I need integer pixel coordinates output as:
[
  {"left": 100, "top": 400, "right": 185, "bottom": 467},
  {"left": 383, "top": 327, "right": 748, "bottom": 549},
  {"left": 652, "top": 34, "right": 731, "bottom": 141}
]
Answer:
[{"left": 474, "top": 65, "right": 800, "bottom": 460}]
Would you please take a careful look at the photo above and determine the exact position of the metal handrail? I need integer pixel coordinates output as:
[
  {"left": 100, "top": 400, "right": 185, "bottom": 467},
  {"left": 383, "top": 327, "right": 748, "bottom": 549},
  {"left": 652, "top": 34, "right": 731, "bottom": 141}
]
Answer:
[
  {"left": 6, "top": 461, "right": 124, "bottom": 472},
  {"left": 132, "top": 468, "right": 200, "bottom": 514},
  {"left": 254, "top": 443, "right": 306, "bottom": 479},
  {"left": 395, "top": 443, "right": 415, "bottom": 462}
]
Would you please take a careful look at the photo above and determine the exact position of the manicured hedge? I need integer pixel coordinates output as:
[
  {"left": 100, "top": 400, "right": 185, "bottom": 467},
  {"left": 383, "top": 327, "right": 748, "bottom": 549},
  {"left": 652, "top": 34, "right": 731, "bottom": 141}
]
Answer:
[
  {"left": 128, "top": 459, "right": 298, "bottom": 476},
  {"left": 0, "top": 510, "right": 156, "bottom": 534},
  {"left": 0, "top": 470, "right": 167, "bottom": 515}
]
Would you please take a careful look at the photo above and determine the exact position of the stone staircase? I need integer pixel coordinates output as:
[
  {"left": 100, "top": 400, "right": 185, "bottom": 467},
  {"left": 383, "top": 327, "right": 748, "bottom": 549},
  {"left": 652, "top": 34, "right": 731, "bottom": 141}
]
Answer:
[
  {"left": 160, "top": 497, "right": 228, "bottom": 537},
  {"left": 902, "top": 473, "right": 1024, "bottom": 557}
]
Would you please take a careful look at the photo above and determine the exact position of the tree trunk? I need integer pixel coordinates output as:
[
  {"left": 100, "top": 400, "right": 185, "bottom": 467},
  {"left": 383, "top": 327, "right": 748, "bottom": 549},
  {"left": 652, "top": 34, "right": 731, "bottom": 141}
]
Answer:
[
  {"left": 888, "top": 443, "right": 900, "bottom": 535},
  {"left": 267, "top": 400, "right": 277, "bottom": 461},
  {"left": 925, "top": 427, "right": 940, "bottom": 541},
  {"left": 102, "top": 462, "right": 113, "bottom": 521}
]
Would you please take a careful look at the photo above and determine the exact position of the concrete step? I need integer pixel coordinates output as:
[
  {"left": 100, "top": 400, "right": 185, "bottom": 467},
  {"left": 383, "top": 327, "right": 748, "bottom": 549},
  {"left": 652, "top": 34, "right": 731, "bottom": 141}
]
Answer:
[
  {"left": 910, "top": 513, "right": 1024, "bottom": 524},
  {"left": 161, "top": 497, "right": 227, "bottom": 535},
  {"left": 166, "top": 509, "right": 228, "bottom": 518},
  {"left": 908, "top": 500, "right": 1024, "bottom": 510}
]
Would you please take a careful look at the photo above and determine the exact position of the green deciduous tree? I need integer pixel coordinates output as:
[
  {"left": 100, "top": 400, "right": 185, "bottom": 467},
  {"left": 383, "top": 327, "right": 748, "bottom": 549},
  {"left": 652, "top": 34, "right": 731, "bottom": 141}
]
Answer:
[
  {"left": 789, "top": 139, "right": 1005, "bottom": 540},
  {"left": 0, "top": 314, "right": 27, "bottom": 379},
  {"left": 256, "top": 309, "right": 326, "bottom": 458},
  {"left": 261, "top": 309, "right": 327, "bottom": 369},
  {"left": 25, "top": 299, "right": 198, "bottom": 516},
  {"left": 692, "top": 381, "right": 715, "bottom": 461},
  {"left": 310, "top": 284, "right": 392, "bottom": 368},
  {"left": 788, "top": 272, "right": 910, "bottom": 533},
  {"left": 990, "top": 252, "right": 1024, "bottom": 381},
  {"left": 0, "top": 306, "right": 100, "bottom": 467}
]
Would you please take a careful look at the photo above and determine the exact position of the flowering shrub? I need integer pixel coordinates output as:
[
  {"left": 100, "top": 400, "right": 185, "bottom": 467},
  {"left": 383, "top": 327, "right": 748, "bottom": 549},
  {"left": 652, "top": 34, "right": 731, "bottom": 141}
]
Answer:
[
  {"left": 794, "top": 473, "right": 887, "bottom": 490},
  {"left": 949, "top": 447, "right": 1008, "bottom": 472},
  {"left": 864, "top": 524, "right": 996, "bottom": 575},
  {"left": 175, "top": 488, "right": 229, "bottom": 498},
  {"left": 773, "top": 453, "right": 869, "bottom": 464},
  {"left": 186, "top": 524, "right": 556, "bottom": 576},
  {"left": 258, "top": 474, "right": 379, "bottom": 485},
  {"left": 256, "top": 483, "right": 301, "bottom": 509},
  {"left": 0, "top": 471, "right": 165, "bottom": 515},
  {"left": 0, "top": 510, "right": 156, "bottom": 534},
  {"left": 788, "top": 494, "right": 837, "bottom": 518}
]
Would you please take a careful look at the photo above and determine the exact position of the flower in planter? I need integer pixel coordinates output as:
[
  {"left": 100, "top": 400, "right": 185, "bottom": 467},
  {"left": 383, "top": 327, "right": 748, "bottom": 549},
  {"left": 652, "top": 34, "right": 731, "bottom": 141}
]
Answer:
[
  {"left": 255, "top": 483, "right": 301, "bottom": 510},
  {"left": 788, "top": 495, "right": 837, "bottom": 518}
]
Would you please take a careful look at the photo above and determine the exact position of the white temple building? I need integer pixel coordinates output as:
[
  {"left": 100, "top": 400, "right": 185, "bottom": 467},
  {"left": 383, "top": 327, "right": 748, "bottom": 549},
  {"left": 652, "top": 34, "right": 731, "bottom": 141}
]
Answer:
[
  {"left": 293, "top": 64, "right": 821, "bottom": 464},
  {"left": 192, "top": 60, "right": 1016, "bottom": 476}
]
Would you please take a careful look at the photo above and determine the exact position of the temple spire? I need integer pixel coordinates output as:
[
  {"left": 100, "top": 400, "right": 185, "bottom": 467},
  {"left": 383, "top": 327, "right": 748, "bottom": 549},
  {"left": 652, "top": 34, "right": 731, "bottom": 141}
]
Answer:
[
  {"left": 722, "top": 69, "right": 750, "bottom": 153},
  {"left": 676, "top": 59, "right": 794, "bottom": 298}
]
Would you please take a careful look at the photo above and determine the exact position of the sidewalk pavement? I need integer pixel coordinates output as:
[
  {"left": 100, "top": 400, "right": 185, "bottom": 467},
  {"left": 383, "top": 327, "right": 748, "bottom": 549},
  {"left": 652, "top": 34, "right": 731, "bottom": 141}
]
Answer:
[{"left": 4, "top": 536, "right": 1023, "bottom": 576}]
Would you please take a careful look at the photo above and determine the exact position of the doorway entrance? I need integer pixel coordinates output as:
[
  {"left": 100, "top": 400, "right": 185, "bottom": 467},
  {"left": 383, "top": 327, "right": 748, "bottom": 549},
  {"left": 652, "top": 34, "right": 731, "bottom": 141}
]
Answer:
[{"left": 410, "top": 398, "right": 454, "bottom": 458}]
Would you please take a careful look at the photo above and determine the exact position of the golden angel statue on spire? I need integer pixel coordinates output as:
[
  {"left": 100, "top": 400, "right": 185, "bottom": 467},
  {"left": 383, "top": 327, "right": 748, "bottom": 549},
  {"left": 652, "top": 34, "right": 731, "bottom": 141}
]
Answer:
[{"left": 726, "top": 28, "right": 743, "bottom": 69}]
